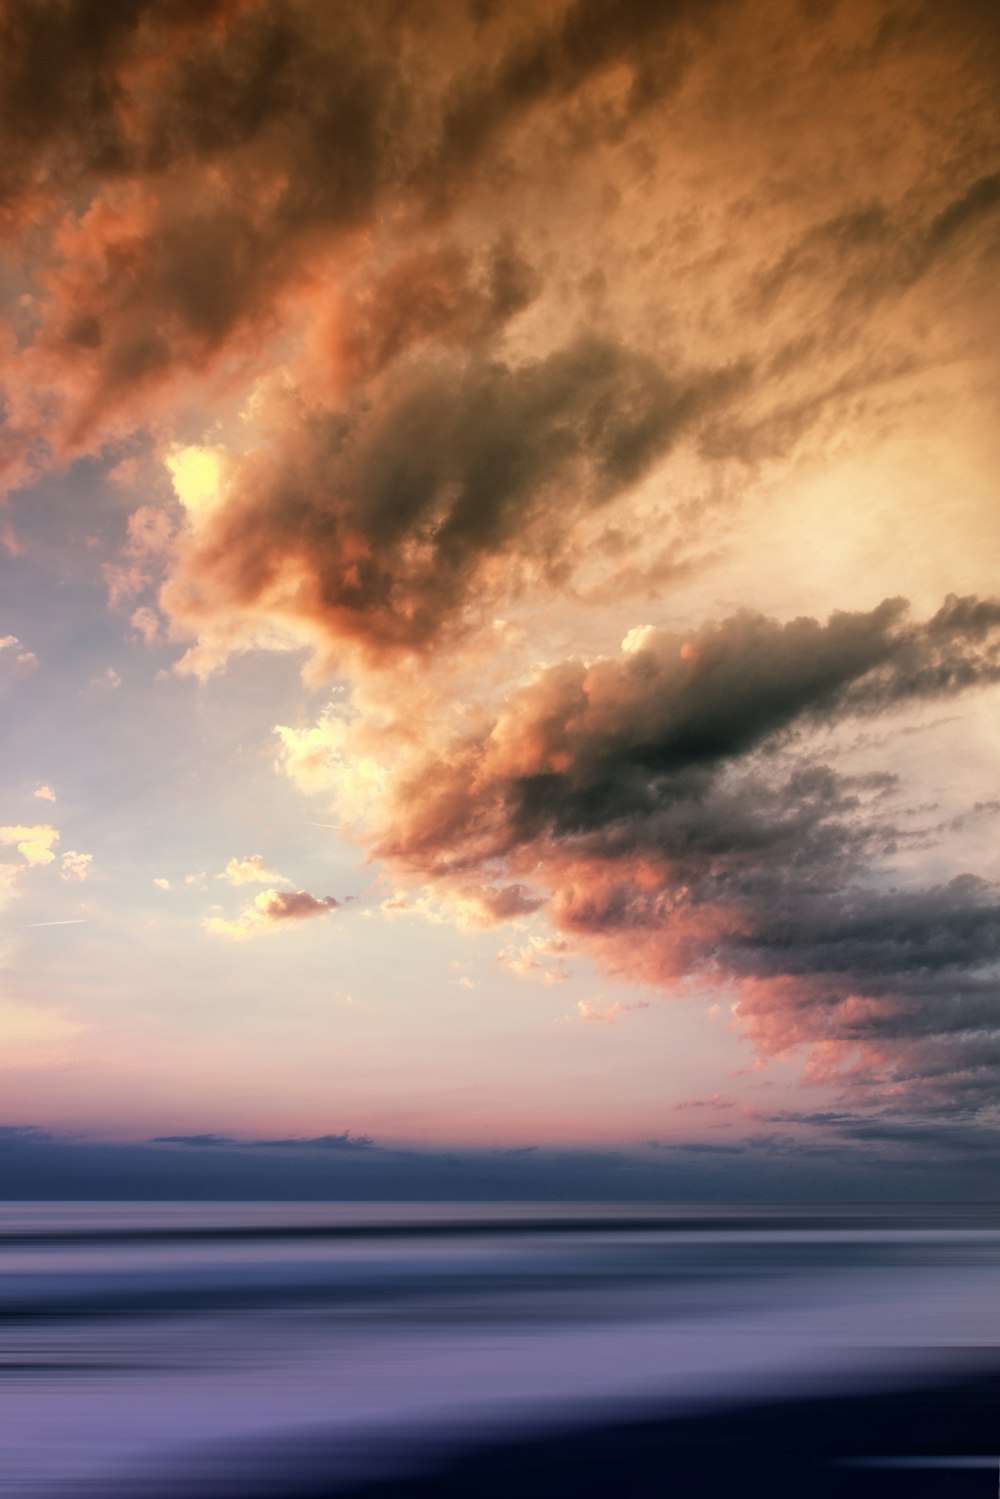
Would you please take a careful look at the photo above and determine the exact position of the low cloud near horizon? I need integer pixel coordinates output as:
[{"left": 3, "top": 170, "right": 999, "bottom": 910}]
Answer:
[{"left": 1, "top": 1119, "right": 999, "bottom": 1203}]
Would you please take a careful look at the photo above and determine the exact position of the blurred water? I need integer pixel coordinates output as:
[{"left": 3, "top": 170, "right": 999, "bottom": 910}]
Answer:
[{"left": 3, "top": 1202, "right": 1000, "bottom": 1495}]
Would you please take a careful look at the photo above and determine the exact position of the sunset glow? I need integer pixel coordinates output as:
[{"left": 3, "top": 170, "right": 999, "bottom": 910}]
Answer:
[{"left": 1, "top": 0, "right": 998, "bottom": 1185}]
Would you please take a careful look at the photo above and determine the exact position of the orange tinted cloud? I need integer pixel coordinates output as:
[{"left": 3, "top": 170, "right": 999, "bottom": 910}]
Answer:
[
  {"left": 278, "top": 596, "right": 1000, "bottom": 1104},
  {"left": 161, "top": 337, "right": 743, "bottom": 675},
  {"left": 204, "top": 887, "right": 341, "bottom": 939},
  {"left": 3, "top": 0, "right": 999, "bottom": 1133}
]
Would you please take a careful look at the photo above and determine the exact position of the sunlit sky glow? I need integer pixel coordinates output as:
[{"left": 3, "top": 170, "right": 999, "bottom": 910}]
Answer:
[{"left": 1, "top": 0, "right": 999, "bottom": 1181}]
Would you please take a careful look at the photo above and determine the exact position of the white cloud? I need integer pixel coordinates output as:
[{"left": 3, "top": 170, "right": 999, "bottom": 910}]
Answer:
[
  {"left": 219, "top": 854, "right": 289, "bottom": 887},
  {"left": 0, "top": 825, "right": 59, "bottom": 867},
  {"left": 60, "top": 850, "right": 93, "bottom": 883}
]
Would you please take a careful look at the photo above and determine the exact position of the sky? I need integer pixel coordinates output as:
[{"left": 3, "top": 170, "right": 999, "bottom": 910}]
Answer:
[{"left": 1, "top": 0, "right": 999, "bottom": 1192}]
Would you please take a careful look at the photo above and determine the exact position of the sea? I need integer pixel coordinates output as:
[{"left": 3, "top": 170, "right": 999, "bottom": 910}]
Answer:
[{"left": 3, "top": 1202, "right": 1000, "bottom": 1496}]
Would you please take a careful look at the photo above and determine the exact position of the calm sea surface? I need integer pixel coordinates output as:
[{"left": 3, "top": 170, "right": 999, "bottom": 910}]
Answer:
[{"left": 3, "top": 1202, "right": 1000, "bottom": 1495}]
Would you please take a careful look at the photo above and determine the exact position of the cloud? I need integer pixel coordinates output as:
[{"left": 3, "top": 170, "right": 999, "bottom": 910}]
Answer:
[
  {"left": 662, "top": 1141, "right": 745, "bottom": 1156},
  {"left": 14, "top": 1119, "right": 1000, "bottom": 1199},
  {"left": 163, "top": 336, "right": 746, "bottom": 676},
  {"left": 674, "top": 1095, "right": 735, "bottom": 1112},
  {"left": 150, "top": 1133, "right": 235, "bottom": 1148},
  {"left": 2, "top": 0, "right": 999, "bottom": 1148},
  {"left": 576, "top": 999, "right": 648, "bottom": 1023},
  {"left": 0, "top": 1125, "right": 52, "bottom": 1143},
  {"left": 331, "top": 594, "right": 1000, "bottom": 879},
  {"left": 29, "top": 3, "right": 999, "bottom": 676},
  {"left": 106, "top": 505, "right": 177, "bottom": 611},
  {"left": 278, "top": 594, "right": 1000, "bottom": 1105},
  {"left": 0, "top": 636, "right": 38, "bottom": 682},
  {"left": 150, "top": 1130, "right": 373, "bottom": 1150},
  {"left": 249, "top": 1131, "right": 374, "bottom": 1151},
  {"left": 219, "top": 854, "right": 289, "bottom": 887},
  {"left": 498, "top": 932, "right": 571, "bottom": 986},
  {"left": 204, "top": 887, "right": 341, "bottom": 940},
  {"left": 60, "top": 850, "right": 93, "bottom": 882},
  {"left": 0, "top": 0, "right": 737, "bottom": 464},
  {"left": 335, "top": 234, "right": 542, "bottom": 382},
  {"left": 130, "top": 606, "right": 163, "bottom": 645},
  {"left": 0, "top": 0, "right": 993, "bottom": 623},
  {"left": 33, "top": 785, "right": 56, "bottom": 803},
  {"left": 0, "top": 824, "right": 59, "bottom": 866},
  {"left": 0, "top": 1126, "right": 908, "bottom": 1199}
]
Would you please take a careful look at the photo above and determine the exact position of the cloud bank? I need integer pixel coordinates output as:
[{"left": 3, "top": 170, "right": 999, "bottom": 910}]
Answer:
[{"left": 281, "top": 595, "right": 1000, "bottom": 1111}]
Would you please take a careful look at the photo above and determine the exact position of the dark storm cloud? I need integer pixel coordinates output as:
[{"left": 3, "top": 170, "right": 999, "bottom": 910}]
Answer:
[
  {"left": 361, "top": 594, "right": 1000, "bottom": 1104},
  {"left": 166, "top": 337, "right": 748, "bottom": 665},
  {"left": 746, "top": 170, "right": 1000, "bottom": 327},
  {"left": 375, "top": 595, "right": 1000, "bottom": 864},
  {"left": 0, "top": 0, "right": 993, "bottom": 494},
  {"left": 727, "top": 876, "right": 1000, "bottom": 987},
  {"left": 339, "top": 235, "right": 543, "bottom": 381},
  {"left": 430, "top": 0, "right": 726, "bottom": 195},
  {"left": 1, "top": 0, "right": 718, "bottom": 211},
  {"left": 1, "top": 0, "right": 409, "bottom": 229},
  {"left": 921, "top": 170, "right": 1000, "bottom": 262},
  {"left": 0, "top": 0, "right": 240, "bottom": 208},
  {"left": 0, "top": 0, "right": 730, "bottom": 450}
]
